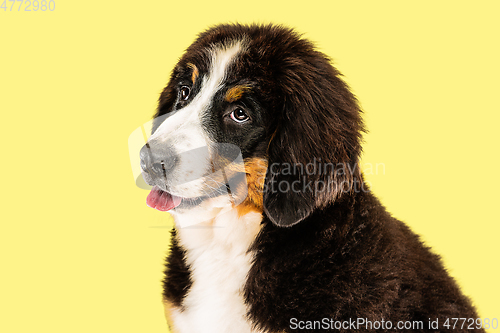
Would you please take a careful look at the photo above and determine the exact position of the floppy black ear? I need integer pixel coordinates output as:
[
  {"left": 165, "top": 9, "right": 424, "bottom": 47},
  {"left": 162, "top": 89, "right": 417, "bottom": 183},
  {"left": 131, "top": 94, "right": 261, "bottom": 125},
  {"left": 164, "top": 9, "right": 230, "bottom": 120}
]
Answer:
[{"left": 262, "top": 51, "right": 364, "bottom": 227}]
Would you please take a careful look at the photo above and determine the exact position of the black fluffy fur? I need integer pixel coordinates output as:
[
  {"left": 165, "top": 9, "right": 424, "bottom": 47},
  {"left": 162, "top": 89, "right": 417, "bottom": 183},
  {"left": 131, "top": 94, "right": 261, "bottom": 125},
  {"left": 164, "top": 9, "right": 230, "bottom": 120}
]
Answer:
[
  {"left": 246, "top": 186, "right": 480, "bottom": 332},
  {"left": 159, "top": 24, "right": 482, "bottom": 332},
  {"left": 162, "top": 229, "right": 192, "bottom": 309}
]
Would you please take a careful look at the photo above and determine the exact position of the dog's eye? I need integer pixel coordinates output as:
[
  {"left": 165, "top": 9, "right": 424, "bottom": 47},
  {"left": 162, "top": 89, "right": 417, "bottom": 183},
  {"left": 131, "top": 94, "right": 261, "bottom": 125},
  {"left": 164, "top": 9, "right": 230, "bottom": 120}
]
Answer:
[
  {"left": 180, "top": 86, "right": 191, "bottom": 101},
  {"left": 230, "top": 108, "right": 250, "bottom": 123}
]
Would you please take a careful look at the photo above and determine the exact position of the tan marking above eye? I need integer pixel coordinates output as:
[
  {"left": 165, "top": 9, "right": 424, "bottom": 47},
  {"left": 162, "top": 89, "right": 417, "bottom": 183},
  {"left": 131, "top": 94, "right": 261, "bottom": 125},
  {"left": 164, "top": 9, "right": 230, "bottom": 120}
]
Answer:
[
  {"left": 186, "top": 63, "right": 199, "bottom": 84},
  {"left": 225, "top": 85, "right": 251, "bottom": 103}
]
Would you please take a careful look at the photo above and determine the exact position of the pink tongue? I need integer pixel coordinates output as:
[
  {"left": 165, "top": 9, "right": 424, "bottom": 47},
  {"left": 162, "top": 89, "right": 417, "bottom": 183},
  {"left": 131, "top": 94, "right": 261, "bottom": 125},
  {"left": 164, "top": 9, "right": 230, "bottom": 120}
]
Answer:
[{"left": 146, "top": 186, "right": 182, "bottom": 211}]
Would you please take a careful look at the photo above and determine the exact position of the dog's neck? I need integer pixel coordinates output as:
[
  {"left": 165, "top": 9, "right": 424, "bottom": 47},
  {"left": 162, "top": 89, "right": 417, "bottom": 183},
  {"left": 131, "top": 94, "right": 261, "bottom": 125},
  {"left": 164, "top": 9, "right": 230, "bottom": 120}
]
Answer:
[
  {"left": 167, "top": 201, "right": 264, "bottom": 333},
  {"left": 170, "top": 201, "right": 263, "bottom": 259}
]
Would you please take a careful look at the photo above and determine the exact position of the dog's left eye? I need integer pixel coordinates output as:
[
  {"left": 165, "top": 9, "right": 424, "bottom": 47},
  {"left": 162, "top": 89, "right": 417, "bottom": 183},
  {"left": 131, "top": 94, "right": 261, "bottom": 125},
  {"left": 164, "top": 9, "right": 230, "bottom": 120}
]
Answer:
[
  {"left": 230, "top": 108, "right": 250, "bottom": 123},
  {"left": 180, "top": 86, "right": 191, "bottom": 101}
]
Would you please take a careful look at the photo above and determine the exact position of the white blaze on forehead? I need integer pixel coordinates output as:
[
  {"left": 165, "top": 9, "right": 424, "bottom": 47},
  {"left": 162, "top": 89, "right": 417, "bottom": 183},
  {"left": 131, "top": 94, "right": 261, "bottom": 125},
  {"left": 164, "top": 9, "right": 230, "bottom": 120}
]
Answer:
[
  {"left": 204, "top": 40, "right": 244, "bottom": 105},
  {"left": 150, "top": 40, "right": 244, "bottom": 144},
  {"left": 148, "top": 40, "right": 244, "bottom": 197}
]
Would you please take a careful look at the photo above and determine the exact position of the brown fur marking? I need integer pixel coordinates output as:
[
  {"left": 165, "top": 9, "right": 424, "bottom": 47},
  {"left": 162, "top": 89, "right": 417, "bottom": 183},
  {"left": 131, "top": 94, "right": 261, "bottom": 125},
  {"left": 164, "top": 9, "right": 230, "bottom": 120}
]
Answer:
[
  {"left": 236, "top": 157, "right": 268, "bottom": 216},
  {"left": 186, "top": 63, "right": 199, "bottom": 84},
  {"left": 225, "top": 85, "right": 251, "bottom": 103}
]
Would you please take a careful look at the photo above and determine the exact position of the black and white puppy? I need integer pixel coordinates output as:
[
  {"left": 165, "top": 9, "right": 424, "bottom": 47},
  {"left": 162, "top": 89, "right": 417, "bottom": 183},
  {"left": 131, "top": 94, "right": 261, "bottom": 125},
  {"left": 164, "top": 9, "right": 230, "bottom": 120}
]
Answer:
[{"left": 140, "top": 24, "right": 482, "bottom": 333}]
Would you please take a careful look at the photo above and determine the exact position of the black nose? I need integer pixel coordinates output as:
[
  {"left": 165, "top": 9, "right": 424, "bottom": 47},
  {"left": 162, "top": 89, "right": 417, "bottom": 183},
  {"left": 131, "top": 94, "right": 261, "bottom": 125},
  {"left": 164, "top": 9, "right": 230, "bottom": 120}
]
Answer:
[{"left": 140, "top": 141, "right": 177, "bottom": 179}]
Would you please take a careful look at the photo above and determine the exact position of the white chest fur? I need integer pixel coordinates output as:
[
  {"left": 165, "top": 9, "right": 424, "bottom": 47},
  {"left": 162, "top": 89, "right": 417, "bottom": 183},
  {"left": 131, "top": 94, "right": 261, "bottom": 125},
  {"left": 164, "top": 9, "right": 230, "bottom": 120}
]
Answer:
[{"left": 169, "top": 208, "right": 263, "bottom": 333}]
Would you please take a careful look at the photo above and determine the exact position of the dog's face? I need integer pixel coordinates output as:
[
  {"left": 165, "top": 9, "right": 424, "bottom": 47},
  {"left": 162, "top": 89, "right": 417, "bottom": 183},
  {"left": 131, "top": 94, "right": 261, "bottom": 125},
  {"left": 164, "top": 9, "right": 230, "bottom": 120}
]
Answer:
[{"left": 141, "top": 24, "right": 364, "bottom": 227}]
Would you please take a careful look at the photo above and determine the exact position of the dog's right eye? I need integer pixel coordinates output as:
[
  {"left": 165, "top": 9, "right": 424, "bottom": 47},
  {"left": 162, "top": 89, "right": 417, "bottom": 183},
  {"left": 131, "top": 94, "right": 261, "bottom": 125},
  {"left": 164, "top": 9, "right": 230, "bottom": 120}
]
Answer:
[
  {"left": 230, "top": 108, "right": 250, "bottom": 123},
  {"left": 180, "top": 86, "right": 191, "bottom": 101}
]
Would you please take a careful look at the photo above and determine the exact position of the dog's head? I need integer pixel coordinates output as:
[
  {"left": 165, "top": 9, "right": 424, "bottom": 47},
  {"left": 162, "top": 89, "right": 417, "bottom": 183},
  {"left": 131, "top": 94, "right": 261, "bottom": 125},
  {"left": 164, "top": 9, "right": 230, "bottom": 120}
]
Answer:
[{"left": 140, "top": 24, "right": 364, "bottom": 227}]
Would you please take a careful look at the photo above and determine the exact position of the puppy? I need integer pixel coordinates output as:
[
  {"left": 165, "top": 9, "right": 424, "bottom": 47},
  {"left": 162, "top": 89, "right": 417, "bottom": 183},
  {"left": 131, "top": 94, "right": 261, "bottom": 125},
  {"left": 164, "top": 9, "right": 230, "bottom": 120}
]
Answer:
[{"left": 140, "top": 24, "right": 483, "bottom": 333}]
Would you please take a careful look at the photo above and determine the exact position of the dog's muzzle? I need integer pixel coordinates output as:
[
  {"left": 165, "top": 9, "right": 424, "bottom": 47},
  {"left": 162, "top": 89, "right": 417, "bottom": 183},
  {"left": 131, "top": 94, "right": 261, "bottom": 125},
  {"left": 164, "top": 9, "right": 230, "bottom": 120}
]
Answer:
[{"left": 139, "top": 140, "right": 177, "bottom": 187}]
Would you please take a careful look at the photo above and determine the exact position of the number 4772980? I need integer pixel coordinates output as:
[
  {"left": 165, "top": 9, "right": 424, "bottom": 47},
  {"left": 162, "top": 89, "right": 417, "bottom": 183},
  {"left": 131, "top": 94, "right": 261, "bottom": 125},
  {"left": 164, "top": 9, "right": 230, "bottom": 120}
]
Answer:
[{"left": 1, "top": 0, "right": 55, "bottom": 11}]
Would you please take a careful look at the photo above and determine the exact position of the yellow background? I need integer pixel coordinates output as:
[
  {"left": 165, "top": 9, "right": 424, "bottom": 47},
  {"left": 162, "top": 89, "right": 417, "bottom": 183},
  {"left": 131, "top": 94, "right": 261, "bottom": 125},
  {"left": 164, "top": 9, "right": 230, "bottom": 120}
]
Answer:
[{"left": 1, "top": 1, "right": 498, "bottom": 332}]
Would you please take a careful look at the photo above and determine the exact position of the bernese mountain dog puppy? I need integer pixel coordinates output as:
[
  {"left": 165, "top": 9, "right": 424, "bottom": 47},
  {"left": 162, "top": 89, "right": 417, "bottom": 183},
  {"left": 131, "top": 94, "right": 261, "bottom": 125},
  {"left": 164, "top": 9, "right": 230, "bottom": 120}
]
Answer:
[{"left": 140, "top": 24, "right": 482, "bottom": 333}]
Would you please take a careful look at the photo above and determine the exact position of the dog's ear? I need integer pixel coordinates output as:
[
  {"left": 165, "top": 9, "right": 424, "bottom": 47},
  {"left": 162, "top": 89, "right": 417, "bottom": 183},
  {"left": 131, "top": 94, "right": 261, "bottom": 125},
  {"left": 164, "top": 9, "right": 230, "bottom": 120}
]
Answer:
[{"left": 262, "top": 52, "right": 364, "bottom": 227}]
